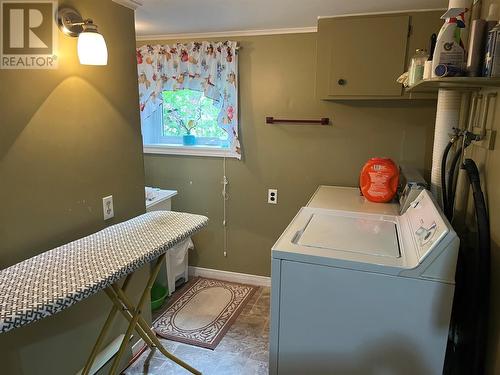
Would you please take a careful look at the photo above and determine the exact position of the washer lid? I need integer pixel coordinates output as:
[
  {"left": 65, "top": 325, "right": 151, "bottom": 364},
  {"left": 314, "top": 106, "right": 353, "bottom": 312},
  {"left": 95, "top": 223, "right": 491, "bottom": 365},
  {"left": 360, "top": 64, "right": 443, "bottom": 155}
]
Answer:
[{"left": 296, "top": 213, "right": 400, "bottom": 258}]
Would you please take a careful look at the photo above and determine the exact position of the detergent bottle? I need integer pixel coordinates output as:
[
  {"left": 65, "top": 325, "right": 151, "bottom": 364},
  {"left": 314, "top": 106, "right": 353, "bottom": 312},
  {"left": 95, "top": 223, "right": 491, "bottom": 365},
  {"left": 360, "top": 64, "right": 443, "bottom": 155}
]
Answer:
[{"left": 359, "top": 158, "right": 399, "bottom": 203}]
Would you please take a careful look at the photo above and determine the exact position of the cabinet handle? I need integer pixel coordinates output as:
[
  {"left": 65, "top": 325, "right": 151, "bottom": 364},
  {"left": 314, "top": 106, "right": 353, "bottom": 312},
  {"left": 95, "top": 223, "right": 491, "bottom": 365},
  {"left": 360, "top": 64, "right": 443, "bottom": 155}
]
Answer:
[{"left": 337, "top": 79, "right": 346, "bottom": 86}]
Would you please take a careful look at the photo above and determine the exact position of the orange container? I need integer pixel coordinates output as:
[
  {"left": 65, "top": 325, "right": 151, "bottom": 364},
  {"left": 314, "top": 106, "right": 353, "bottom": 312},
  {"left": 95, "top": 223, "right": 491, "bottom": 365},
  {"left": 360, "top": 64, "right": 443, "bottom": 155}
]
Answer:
[{"left": 359, "top": 158, "right": 399, "bottom": 203}]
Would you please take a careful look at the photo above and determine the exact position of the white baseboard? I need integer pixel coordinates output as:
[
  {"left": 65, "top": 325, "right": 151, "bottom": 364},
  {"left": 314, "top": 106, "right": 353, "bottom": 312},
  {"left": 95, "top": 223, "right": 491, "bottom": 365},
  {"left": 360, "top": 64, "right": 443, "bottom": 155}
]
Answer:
[
  {"left": 131, "top": 338, "right": 146, "bottom": 357},
  {"left": 188, "top": 266, "right": 271, "bottom": 287}
]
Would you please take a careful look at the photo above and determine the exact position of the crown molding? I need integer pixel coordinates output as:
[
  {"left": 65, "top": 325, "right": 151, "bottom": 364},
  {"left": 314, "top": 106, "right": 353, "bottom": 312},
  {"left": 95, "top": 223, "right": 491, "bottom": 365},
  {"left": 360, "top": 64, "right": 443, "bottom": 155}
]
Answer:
[
  {"left": 317, "top": 8, "right": 447, "bottom": 19},
  {"left": 112, "top": 0, "right": 143, "bottom": 10},
  {"left": 136, "top": 26, "right": 317, "bottom": 41}
]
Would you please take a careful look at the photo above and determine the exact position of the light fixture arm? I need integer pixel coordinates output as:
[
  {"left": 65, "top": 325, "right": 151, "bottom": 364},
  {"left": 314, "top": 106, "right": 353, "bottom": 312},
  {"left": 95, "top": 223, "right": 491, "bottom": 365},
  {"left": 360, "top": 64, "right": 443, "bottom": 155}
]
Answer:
[
  {"left": 57, "top": 7, "right": 98, "bottom": 37},
  {"left": 65, "top": 21, "right": 90, "bottom": 27}
]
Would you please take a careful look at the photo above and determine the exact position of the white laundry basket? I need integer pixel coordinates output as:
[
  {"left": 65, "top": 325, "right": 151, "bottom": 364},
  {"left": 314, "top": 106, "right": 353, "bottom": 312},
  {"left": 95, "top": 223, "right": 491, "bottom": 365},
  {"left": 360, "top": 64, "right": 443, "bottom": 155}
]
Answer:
[
  {"left": 145, "top": 187, "right": 191, "bottom": 295},
  {"left": 166, "top": 238, "right": 193, "bottom": 296}
]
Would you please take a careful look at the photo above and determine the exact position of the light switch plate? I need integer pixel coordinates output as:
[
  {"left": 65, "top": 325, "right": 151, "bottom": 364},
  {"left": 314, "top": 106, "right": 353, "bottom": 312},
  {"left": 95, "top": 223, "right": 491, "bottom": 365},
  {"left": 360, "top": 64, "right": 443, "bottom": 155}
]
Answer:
[{"left": 102, "top": 195, "right": 114, "bottom": 220}]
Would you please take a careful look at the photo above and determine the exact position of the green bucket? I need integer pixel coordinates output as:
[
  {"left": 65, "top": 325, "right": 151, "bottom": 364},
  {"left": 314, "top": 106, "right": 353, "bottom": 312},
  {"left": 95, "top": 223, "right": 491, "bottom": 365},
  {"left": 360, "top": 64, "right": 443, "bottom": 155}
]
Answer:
[{"left": 151, "top": 283, "right": 168, "bottom": 311}]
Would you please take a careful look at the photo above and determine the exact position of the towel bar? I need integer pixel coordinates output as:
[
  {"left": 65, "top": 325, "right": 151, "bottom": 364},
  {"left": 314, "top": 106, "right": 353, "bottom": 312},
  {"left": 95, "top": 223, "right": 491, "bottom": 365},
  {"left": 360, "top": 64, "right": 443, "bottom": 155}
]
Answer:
[{"left": 266, "top": 116, "right": 330, "bottom": 125}]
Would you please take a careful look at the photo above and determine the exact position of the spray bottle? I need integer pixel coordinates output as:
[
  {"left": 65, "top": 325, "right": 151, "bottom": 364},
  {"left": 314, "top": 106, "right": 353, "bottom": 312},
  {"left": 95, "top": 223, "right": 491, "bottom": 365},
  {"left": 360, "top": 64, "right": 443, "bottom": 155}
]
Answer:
[{"left": 431, "top": 0, "right": 468, "bottom": 77}]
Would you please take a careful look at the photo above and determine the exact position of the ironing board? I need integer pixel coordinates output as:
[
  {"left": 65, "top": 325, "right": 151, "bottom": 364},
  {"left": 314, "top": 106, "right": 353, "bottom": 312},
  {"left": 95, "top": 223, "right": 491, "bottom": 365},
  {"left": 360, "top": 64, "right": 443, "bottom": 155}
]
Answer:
[{"left": 0, "top": 211, "right": 208, "bottom": 374}]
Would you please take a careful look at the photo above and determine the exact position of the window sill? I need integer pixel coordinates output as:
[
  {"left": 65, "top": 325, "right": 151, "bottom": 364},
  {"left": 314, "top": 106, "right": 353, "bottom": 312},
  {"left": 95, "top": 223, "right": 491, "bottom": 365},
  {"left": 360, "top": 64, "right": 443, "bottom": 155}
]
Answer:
[{"left": 143, "top": 144, "right": 240, "bottom": 159}]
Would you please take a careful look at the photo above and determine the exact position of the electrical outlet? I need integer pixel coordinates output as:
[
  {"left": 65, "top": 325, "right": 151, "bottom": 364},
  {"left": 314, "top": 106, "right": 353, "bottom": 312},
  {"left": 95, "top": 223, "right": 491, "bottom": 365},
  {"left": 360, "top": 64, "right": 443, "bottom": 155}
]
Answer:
[
  {"left": 268, "top": 189, "right": 278, "bottom": 204},
  {"left": 102, "top": 195, "right": 114, "bottom": 220}
]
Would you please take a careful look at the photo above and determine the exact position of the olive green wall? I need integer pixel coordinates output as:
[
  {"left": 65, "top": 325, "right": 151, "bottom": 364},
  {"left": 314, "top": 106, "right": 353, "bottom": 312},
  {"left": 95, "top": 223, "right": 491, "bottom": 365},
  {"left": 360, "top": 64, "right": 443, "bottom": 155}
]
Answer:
[
  {"left": 475, "top": 3, "right": 500, "bottom": 374},
  {"left": 485, "top": 111, "right": 500, "bottom": 375},
  {"left": 0, "top": 1, "right": 147, "bottom": 373},
  {"left": 139, "top": 33, "right": 437, "bottom": 277},
  {"left": 469, "top": 89, "right": 500, "bottom": 375},
  {"left": 1, "top": 0, "right": 145, "bottom": 267}
]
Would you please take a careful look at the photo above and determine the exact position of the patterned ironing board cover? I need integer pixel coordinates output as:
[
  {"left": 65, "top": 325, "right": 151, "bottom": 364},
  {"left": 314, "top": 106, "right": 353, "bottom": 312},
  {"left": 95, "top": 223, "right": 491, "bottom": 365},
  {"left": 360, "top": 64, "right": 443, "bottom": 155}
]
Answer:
[{"left": 0, "top": 211, "right": 208, "bottom": 334}]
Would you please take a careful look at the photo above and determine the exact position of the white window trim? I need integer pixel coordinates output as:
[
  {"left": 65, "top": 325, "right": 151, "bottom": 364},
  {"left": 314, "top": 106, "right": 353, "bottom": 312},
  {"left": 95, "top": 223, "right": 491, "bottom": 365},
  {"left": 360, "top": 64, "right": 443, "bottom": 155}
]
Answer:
[
  {"left": 144, "top": 144, "right": 240, "bottom": 159},
  {"left": 158, "top": 135, "right": 230, "bottom": 148}
]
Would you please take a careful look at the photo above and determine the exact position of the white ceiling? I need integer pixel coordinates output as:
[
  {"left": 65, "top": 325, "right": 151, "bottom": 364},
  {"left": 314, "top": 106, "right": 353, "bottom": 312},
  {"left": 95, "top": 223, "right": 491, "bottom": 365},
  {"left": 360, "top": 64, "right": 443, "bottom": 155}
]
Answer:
[{"left": 135, "top": 0, "right": 448, "bottom": 37}]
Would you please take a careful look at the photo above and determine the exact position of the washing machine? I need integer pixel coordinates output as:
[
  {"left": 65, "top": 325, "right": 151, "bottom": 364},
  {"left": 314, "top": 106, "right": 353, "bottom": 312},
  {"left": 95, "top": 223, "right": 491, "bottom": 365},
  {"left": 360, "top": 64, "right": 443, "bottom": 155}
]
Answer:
[{"left": 269, "top": 186, "right": 459, "bottom": 375}]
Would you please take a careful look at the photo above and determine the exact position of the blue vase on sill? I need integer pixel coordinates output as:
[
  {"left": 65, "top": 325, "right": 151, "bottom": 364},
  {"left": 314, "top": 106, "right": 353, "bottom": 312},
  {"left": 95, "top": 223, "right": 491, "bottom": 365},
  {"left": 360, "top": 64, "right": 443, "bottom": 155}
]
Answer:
[{"left": 183, "top": 134, "right": 196, "bottom": 146}]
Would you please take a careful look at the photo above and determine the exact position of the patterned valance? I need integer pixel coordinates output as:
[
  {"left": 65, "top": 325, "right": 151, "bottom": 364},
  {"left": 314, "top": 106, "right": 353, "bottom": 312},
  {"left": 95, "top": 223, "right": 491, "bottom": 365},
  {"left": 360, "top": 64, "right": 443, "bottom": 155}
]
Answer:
[{"left": 137, "top": 41, "right": 240, "bottom": 156}]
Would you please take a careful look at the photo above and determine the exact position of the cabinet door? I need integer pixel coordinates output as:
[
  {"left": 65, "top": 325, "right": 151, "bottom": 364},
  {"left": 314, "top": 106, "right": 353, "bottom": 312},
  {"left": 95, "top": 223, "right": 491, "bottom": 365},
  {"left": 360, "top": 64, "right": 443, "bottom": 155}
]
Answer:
[
  {"left": 406, "top": 11, "right": 444, "bottom": 69},
  {"left": 317, "top": 14, "right": 409, "bottom": 98}
]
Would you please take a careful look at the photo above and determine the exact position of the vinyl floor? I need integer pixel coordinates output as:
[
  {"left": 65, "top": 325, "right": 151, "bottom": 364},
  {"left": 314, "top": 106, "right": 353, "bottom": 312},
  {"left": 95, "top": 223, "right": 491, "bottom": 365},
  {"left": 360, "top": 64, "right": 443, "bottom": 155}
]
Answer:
[{"left": 123, "top": 284, "right": 270, "bottom": 375}]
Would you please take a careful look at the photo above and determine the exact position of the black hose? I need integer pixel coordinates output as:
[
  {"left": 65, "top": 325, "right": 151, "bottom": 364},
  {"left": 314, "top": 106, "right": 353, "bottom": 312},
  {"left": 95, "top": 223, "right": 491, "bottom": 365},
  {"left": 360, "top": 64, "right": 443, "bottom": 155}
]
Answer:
[
  {"left": 444, "top": 158, "right": 491, "bottom": 375},
  {"left": 462, "top": 158, "right": 490, "bottom": 375},
  {"left": 445, "top": 146, "right": 463, "bottom": 220},
  {"left": 441, "top": 141, "right": 454, "bottom": 211},
  {"left": 444, "top": 159, "right": 491, "bottom": 375}
]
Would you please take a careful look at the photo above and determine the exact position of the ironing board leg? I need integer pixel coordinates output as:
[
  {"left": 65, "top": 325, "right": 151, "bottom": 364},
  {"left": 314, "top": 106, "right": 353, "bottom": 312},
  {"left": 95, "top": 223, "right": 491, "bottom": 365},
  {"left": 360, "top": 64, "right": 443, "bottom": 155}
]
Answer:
[
  {"left": 83, "top": 253, "right": 200, "bottom": 375},
  {"left": 81, "top": 274, "right": 133, "bottom": 375},
  {"left": 105, "top": 254, "right": 201, "bottom": 375},
  {"left": 111, "top": 284, "right": 202, "bottom": 374},
  {"left": 108, "top": 254, "right": 166, "bottom": 375},
  {"left": 104, "top": 288, "right": 157, "bottom": 349}
]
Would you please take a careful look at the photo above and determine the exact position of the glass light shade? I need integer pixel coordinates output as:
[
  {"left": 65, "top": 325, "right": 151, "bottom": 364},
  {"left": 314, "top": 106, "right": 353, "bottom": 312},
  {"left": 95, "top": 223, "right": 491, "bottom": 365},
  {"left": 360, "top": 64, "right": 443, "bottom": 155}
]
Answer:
[{"left": 77, "top": 31, "right": 108, "bottom": 65}]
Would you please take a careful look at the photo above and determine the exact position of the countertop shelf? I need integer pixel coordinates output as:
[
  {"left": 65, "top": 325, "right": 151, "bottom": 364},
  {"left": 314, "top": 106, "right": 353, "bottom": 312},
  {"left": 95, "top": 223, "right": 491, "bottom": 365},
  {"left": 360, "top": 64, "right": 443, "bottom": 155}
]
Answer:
[{"left": 406, "top": 77, "right": 500, "bottom": 93}]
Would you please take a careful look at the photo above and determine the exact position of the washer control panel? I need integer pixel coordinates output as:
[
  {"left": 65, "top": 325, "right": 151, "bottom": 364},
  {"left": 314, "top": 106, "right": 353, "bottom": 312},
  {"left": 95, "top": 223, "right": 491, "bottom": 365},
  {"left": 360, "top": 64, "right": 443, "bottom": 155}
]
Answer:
[{"left": 403, "top": 190, "right": 449, "bottom": 262}]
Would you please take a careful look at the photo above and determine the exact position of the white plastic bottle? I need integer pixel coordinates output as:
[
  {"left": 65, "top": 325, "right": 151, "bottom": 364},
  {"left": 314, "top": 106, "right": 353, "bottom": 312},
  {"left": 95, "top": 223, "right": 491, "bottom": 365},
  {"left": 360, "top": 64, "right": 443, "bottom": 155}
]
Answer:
[{"left": 409, "top": 49, "right": 428, "bottom": 85}]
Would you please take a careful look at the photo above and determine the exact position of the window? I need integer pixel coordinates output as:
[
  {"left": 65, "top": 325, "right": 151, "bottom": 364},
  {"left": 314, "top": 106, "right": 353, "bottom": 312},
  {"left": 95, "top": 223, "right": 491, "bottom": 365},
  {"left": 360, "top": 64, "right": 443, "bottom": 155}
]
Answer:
[
  {"left": 137, "top": 41, "right": 240, "bottom": 159},
  {"left": 160, "top": 89, "right": 230, "bottom": 148}
]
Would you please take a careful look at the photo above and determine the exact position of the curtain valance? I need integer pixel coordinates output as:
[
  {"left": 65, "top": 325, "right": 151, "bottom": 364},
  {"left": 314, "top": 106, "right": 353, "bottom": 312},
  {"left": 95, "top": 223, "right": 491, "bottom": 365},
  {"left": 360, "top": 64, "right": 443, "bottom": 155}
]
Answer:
[{"left": 137, "top": 41, "right": 240, "bottom": 156}]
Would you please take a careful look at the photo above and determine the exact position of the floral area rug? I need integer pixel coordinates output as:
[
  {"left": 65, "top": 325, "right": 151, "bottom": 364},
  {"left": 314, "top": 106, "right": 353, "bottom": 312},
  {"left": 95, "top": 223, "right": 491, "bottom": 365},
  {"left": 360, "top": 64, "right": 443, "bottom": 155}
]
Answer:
[{"left": 153, "top": 277, "right": 257, "bottom": 349}]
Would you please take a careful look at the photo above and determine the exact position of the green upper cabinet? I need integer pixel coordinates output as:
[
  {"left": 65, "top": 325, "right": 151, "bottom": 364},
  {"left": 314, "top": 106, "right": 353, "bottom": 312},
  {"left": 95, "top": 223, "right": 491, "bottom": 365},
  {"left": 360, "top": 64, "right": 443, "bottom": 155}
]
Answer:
[{"left": 316, "top": 11, "right": 444, "bottom": 99}]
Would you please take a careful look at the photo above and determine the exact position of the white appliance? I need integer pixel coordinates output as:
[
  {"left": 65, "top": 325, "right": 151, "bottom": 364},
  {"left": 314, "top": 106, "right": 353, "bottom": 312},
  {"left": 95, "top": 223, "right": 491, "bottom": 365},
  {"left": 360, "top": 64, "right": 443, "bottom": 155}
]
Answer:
[{"left": 270, "top": 186, "right": 459, "bottom": 375}]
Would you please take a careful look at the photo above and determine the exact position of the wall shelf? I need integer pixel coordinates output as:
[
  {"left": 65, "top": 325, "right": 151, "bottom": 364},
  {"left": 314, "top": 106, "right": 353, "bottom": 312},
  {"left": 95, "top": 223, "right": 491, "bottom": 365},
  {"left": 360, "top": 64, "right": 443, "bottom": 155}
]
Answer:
[{"left": 406, "top": 77, "right": 500, "bottom": 93}]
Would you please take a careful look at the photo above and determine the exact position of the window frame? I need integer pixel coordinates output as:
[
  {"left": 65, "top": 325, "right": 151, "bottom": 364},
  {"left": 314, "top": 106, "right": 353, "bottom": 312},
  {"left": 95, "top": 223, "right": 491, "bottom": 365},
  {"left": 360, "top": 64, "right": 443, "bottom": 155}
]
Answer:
[
  {"left": 158, "top": 135, "right": 230, "bottom": 148},
  {"left": 142, "top": 90, "right": 239, "bottom": 159},
  {"left": 143, "top": 144, "right": 239, "bottom": 158}
]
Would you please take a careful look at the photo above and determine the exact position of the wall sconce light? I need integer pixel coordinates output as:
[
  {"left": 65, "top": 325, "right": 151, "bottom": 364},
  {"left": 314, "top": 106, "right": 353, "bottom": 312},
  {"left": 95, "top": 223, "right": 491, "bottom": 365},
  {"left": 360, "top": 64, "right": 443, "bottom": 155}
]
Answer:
[{"left": 57, "top": 7, "right": 108, "bottom": 66}]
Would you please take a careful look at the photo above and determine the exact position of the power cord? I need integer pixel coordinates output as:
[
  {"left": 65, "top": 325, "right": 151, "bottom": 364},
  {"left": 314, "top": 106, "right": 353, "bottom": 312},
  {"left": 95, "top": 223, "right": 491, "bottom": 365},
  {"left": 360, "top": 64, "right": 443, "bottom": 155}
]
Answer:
[{"left": 222, "top": 158, "right": 229, "bottom": 257}]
